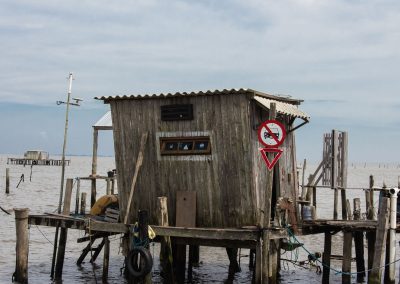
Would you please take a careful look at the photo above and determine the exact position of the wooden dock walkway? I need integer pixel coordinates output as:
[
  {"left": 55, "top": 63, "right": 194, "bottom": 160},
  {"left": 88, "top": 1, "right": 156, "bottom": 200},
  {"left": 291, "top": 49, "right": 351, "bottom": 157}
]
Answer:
[{"left": 28, "top": 214, "right": 287, "bottom": 249}]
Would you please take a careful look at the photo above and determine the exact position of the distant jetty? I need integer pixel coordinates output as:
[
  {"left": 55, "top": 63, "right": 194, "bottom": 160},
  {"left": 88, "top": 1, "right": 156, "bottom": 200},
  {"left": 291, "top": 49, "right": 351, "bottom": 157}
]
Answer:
[{"left": 7, "top": 150, "right": 70, "bottom": 166}]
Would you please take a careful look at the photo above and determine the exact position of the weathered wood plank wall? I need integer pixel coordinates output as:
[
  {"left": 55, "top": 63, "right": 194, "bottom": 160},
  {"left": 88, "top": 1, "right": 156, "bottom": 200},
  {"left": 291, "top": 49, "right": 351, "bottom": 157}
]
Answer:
[{"left": 110, "top": 93, "right": 298, "bottom": 227}]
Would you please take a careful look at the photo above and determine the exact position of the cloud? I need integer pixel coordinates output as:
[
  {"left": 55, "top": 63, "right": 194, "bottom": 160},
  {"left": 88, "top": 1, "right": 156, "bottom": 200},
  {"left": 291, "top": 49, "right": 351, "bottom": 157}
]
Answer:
[{"left": 0, "top": 0, "right": 399, "bottom": 159}]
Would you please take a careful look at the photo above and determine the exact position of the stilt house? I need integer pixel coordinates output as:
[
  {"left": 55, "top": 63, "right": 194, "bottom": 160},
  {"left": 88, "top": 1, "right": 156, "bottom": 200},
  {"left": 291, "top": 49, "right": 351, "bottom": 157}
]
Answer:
[{"left": 96, "top": 89, "right": 309, "bottom": 228}]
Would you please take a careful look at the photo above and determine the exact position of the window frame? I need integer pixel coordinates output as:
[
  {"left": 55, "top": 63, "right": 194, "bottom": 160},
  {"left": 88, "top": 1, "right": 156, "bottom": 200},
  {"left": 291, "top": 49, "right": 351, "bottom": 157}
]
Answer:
[{"left": 160, "top": 136, "right": 211, "bottom": 156}]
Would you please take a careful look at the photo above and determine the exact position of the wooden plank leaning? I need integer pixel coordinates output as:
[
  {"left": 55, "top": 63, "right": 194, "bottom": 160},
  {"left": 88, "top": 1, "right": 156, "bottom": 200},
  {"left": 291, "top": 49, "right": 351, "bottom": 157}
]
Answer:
[{"left": 124, "top": 132, "right": 148, "bottom": 225}]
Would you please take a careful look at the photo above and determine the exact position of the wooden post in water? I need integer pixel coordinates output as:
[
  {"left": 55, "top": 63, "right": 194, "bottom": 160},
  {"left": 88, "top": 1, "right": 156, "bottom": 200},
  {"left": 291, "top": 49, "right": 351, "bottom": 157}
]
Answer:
[
  {"left": 341, "top": 132, "right": 349, "bottom": 220},
  {"left": 342, "top": 230, "right": 352, "bottom": 283},
  {"left": 157, "top": 197, "right": 175, "bottom": 284},
  {"left": 369, "top": 196, "right": 390, "bottom": 284},
  {"left": 6, "top": 168, "right": 10, "bottom": 194},
  {"left": 332, "top": 130, "right": 338, "bottom": 220},
  {"left": 14, "top": 208, "right": 29, "bottom": 284},
  {"left": 174, "top": 191, "right": 196, "bottom": 283},
  {"left": 254, "top": 239, "right": 262, "bottom": 284},
  {"left": 106, "top": 178, "right": 111, "bottom": 195},
  {"left": 80, "top": 192, "right": 87, "bottom": 215},
  {"left": 322, "top": 231, "right": 332, "bottom": 284},
  {"left": 111, "top": 177, "right": 115, "bottom": 195},
  {"left": 353, "top": 198, "right": 365, "bottom": 283},
  {"left": 261, "top": 103, "right": 276, "bottom": 283},
  {"left": 55, "top": 178, "right": 73, "bottom": 280},
  {"left": 369, "top": 175, "right": 375, "bottom": 219},
  {"left": 138, "top": 210, "right": 152, "bottom": 284},
  {"left": 301, "top": 159, "right": 307, "bottom": 199},
  {"left": 75, "top": 178, "right": 80, "bottom": 215},
  {"left": 102, "top": 237, "right": 110, "bottom": 282},
  {"left": 346, "top": 199, "right": 352, "bottom": 220},
  {"left": 367, "top": 175, "right": 376, "bottom": 279},
  {"left": 91, "top": 128, "right": 98, "bottom": 208}
]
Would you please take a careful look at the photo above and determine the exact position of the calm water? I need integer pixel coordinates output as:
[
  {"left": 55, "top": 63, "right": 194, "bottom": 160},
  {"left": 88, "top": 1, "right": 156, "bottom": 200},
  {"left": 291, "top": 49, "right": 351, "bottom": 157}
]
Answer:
[{"left": 0, "top": 154, "right": 399, "bottom": 283}]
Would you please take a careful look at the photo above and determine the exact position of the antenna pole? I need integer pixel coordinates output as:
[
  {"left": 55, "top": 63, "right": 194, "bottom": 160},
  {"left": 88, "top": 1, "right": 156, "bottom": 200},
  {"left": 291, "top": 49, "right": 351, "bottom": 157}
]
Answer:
[{"left": 51, "top": 73, "right": 74, "bottom": 278}]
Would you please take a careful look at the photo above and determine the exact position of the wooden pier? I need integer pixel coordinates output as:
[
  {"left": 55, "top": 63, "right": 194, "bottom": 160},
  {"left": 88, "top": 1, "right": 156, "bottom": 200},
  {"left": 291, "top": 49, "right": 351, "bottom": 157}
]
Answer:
[
  {"left": 7, "top": 158, "right": 70, "bottom": 166},
  {"left": 12, "top": 89, "right": 400, "bottom": 283}
]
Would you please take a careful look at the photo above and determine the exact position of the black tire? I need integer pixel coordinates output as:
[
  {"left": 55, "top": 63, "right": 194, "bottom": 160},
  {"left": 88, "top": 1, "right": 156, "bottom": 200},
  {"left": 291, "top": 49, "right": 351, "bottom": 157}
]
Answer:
[
  {"left": 126, "top": 247, "right": 153, "bottom": 278},
  {"left": 32, "top": 160, "right": 37, "bottom": 165}
]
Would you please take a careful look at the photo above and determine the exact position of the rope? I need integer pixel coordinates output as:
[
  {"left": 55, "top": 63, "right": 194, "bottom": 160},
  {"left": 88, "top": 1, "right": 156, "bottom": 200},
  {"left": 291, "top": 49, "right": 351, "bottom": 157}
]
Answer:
[
  {"left": 0, "top": 205, "right": 11, "bottom": 215},
  {"left": 35, "top": 225, "right": 54, "bottom": 246},
  {"left": 286, "top": 226, "right": 400, "bottom": 276}
]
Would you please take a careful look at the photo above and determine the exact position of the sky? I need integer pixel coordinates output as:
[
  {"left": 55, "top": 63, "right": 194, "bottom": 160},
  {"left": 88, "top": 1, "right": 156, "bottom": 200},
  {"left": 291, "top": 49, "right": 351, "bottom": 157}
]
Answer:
[{"left": 0, "top": 0, "right": 399, "bottom": 162}]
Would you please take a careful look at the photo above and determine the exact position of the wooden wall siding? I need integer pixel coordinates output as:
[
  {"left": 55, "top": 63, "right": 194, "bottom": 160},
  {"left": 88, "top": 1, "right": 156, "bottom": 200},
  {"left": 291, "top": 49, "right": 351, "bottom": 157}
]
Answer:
[
  {"left": 110, "top": 94, "right": 258, "bottom": 228},
  {"left": 250, "top": 103, "right": 299, "bottom": 224}
]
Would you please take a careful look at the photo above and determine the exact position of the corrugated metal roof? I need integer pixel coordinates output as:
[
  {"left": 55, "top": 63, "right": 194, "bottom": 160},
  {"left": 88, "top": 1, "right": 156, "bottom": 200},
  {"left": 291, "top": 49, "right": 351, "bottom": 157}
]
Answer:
[
  {"left": 93, "top": 111, "right": 112, "bottom": 129},
  {"left": 254, "top": 96, "right": 309, "bottom": 120},
  {"left": 95, "top": 88, "right": 303, "bottom": 104}
]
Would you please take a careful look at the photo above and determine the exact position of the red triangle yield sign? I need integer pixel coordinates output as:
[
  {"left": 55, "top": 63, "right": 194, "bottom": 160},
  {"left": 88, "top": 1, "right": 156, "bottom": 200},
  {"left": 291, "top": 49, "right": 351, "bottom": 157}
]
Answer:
[{"left": 259, "top": 148, "right": 283, "bottom": 170}]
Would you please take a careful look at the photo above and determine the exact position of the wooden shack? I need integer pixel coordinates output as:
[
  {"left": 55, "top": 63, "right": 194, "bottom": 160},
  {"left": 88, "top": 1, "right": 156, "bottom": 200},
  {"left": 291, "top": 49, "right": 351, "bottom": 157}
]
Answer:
[{"left": 97, "top": 88, "right": 309, "bottom": 228}]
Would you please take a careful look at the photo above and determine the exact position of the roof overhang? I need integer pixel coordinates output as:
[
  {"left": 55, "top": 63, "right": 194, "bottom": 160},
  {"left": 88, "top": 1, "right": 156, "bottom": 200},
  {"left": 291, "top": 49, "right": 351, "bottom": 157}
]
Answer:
[
  {"left": 252, "top": 95, "right": 310, "bottom": 132},
  {"left": 93, "top": 111, "right": 112, "bottom": 130},
  {"left": 253, "top": 96, "right": 309, "bottom": 120}
]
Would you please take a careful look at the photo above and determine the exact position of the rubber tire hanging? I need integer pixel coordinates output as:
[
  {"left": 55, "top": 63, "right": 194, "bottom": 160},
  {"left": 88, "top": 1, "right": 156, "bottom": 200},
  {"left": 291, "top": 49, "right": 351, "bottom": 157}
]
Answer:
[{"left": 126, "top": 247, "right": 153, "bottom": 278}]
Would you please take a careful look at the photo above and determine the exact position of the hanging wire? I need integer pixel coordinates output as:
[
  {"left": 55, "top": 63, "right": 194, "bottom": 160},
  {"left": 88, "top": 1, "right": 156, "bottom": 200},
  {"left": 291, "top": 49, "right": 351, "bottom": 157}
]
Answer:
[
  {"left": 35, "top": 225, "right": 54, "bottom": 246},
  {"left": 286, "top": 226, "right": 400, "bottom": 277}
]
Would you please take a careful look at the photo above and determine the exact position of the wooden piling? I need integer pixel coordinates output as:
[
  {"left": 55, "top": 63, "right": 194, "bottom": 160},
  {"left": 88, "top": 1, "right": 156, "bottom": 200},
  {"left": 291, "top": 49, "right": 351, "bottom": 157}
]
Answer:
[
  {"left": 55, "top": 178, "right": 73, "bottom": 280},
  {"left": 333, "top": 188, "right": 338, "bottom": 220},
  {"left": 75, "top": 178, "right": 80, "bottom": 215},
  {"left": 342, "top": 230, "right": 352, "bottom": 284},
  {"left": 254, "top": 239, "right": 262, "bottom": 284},
  {"left": 332, "top": 130, "right": 338, "bottom": 220},
  {"left": 301, "top": 159, "right": 307, "bottom": 199},
  {"left": 353, "top": 198, "right": 365, "bottom": 283},
  {"left": 102, "top": 237, "right": 110, "bottom": 282},
  {"left": 261, "top": 103, "right": 276, "bottom": 283},
  {"left": 188, "top": 246, "right": 199, "bottom": 283},
  {"left": 111, "top": 177, "right": 115, "bottom": 195},
  {"left": 157, "top": 197, "right": 174, "bottom": 283},
  {"left": 14, "top": 208, "right": 29, "bottom": 284},
  {"left": 91, "top": 129, "right": 98, "bottom": 208},
  {"left": 341, "top": 132, "right": 349, "bottom": 220},
  {"left": 369, "top": 196, "right": 390, "bottom": 284},
  {"left": 62, "top": 179, "right": 73, "bottom": 216},
  {"left": 138, "top": 210, "right": 152, "bottom": 284},
  {"left": 322, "top": 231, "right": 332, "bottom": 284},
  {"left": 367, "top": 175, "right": 376, "bottom": 279},
  {"left": 106, "top": 178, "right": 111, "bottom": 195},
  {"left": 80, "top": 192, "right": 87, "bottom": 215},
  {"left": 6, "top": 168, "right": 10, "bottom": 194},
  {"left": 269, "top": 240, "right": 279, "bottom": 283},
  {"left": 369, "top": 175, "right": 375, "bottom": 219},
  {"left": 174, "top": 191, "right": 196, "bottom": 283},
  {"left": 341, "top": 190, "right": 348, "bottom": 220},
  {"left": 346, "top": 199, "right": 352, "bottom": 220}
]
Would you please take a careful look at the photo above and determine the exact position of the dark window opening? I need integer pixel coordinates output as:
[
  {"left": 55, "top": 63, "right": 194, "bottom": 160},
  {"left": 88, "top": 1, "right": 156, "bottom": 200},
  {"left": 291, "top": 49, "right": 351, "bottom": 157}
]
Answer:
[{"left": 161, "top": 104, "right": 193, "bottom": 121}]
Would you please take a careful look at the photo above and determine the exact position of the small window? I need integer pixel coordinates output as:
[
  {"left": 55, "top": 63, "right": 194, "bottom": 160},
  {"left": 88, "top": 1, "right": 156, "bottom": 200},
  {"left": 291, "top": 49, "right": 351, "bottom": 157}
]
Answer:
[
  {"left": 160, "top": 137, "right": 211, "bottom": 155},
  {"left": 161, "top": 104, "right": 193, "bottom": 121}
]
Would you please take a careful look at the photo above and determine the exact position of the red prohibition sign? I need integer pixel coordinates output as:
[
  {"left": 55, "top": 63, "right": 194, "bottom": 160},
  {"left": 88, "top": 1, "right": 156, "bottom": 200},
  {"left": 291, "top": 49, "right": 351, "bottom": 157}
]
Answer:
[{"left": 257, "top": 120, "right": 286, "bottom": 148}]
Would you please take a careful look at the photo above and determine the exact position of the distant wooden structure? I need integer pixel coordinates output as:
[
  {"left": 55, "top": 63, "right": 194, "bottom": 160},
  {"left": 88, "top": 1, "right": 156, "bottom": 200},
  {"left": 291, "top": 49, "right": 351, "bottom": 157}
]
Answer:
[
  {"left": 8, "top": 150, "right": 70, "bottom": 166},
  {"left": 301, "top": 130, "right": 348, "bottom": 220},
  {"left": 89, "top": 111, "right": 113, "bottom": 207}
]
